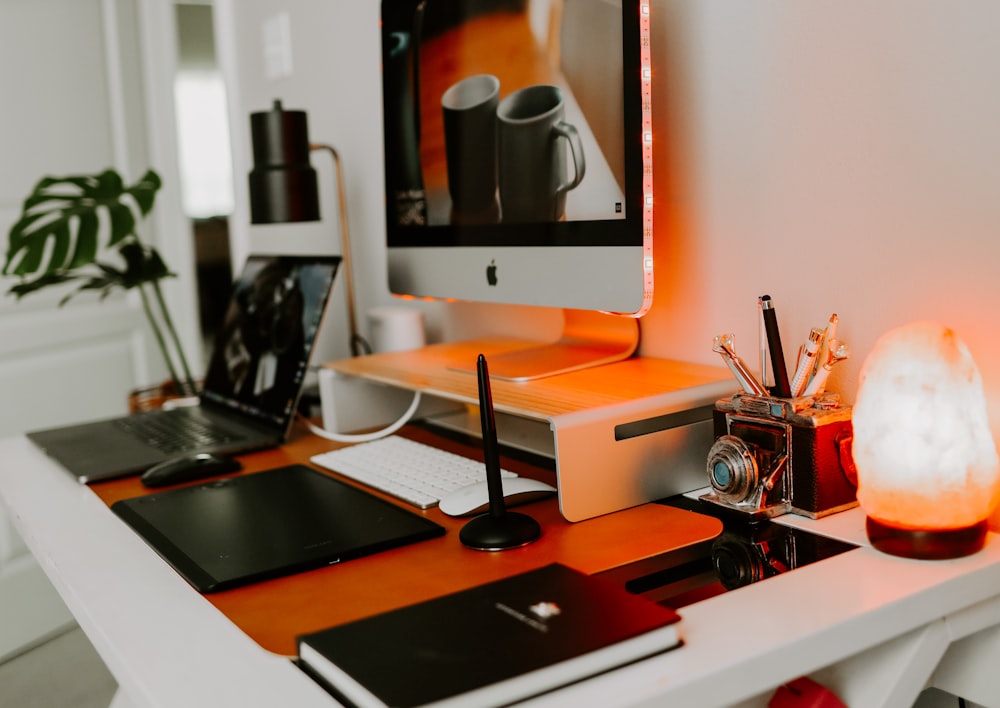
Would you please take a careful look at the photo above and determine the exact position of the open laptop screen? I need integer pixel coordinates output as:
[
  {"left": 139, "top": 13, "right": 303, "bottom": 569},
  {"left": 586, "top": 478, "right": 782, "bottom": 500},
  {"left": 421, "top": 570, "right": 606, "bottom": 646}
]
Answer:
[{"left": 200, "top": 255, "right": 341, "bottom": 429}]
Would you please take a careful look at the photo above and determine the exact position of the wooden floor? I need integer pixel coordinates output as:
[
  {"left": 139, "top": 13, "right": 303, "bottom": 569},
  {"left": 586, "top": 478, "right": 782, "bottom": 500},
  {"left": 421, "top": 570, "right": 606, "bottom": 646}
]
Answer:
[{"left": 0, "top": 625, "right": 116, "bottom": 708}]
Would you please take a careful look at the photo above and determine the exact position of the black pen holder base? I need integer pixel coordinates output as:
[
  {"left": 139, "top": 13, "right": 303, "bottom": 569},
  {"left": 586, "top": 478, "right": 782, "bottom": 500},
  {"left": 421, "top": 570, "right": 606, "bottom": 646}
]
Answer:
[{"left": 459, "top": 512, "right": 541, "bottom": 551}]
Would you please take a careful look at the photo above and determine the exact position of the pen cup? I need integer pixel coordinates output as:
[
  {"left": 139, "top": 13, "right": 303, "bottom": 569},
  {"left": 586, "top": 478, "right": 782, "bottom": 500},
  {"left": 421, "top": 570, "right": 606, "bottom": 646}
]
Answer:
[{"left": 703, "top": 393, "right": 857, "bottom": 521}]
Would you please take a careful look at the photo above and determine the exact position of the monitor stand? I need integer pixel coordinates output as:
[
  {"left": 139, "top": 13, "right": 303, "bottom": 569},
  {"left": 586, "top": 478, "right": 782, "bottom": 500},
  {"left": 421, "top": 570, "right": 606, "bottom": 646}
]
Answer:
[{"left": 452, "top": 309, "right": 640, "bottom": 381}]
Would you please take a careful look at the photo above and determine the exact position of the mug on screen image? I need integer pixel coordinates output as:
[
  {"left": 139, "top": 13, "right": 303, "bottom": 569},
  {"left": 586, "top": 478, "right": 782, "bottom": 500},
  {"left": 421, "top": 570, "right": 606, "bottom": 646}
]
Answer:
[
  {"left": 497, "top": 84, "right": 586, "bottom": 223},
  {"left": 441, "top": 73, "right": 501, "bottom": 217}
]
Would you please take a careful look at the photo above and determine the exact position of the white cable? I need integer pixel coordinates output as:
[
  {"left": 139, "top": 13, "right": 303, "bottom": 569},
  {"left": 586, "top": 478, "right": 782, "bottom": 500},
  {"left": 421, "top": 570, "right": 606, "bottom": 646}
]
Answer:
[{"left": 301, "top": 390, "right": 423, "bottom": 443}]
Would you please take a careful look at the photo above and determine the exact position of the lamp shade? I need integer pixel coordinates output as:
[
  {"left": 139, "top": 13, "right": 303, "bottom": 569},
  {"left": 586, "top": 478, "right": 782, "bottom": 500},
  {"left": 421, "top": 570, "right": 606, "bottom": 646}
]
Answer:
[
  {"left": 248, "top": 100, "right": 320, "bottom": 224},
  {"left": 852, "top": 321, "right": 1000, "bottom": 559}
]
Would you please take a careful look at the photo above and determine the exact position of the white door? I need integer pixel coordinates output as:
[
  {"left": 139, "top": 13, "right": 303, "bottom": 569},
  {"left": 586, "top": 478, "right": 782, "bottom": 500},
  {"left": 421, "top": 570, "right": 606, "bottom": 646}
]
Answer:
[{"left": 0, "top": 0, "right": 200, "bottom": 659}]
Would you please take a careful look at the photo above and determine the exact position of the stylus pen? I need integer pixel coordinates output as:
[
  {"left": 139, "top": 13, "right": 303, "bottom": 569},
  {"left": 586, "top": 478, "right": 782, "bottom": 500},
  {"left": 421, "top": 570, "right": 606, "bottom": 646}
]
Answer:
[
  {"left": 758, "top": 303, "right": 773, "bottom": 390},
  {"left": 759, "top": 295, "right": 792, "bottom": 398},
  {"left": 477, "top": 354, "right": 507, "bottom": 519}
]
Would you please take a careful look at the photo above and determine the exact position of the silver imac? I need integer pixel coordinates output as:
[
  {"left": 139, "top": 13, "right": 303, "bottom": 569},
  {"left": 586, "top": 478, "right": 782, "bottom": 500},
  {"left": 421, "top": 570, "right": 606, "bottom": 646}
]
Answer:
[{"left": 381, "top": 0, "right": 653, "bottom": 379}]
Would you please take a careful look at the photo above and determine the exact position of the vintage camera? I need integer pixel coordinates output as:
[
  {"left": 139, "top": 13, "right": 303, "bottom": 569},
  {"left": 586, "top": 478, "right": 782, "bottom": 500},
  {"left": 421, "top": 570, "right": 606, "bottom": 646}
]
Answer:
[{"left": 703, "top": 393, "right": 857, "bottom": 520}]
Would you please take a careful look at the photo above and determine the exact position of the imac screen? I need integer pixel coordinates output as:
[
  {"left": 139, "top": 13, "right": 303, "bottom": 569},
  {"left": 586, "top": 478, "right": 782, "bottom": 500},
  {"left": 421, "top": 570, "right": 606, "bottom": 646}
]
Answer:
[{"left": 381, "top": 0, "right": 652, "bottom": 316}]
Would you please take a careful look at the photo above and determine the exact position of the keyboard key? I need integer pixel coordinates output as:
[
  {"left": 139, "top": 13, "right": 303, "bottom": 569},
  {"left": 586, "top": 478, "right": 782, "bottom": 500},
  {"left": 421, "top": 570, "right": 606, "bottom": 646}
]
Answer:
[{"left": 114, "top": 411, "right": 241, "bottom": 454}]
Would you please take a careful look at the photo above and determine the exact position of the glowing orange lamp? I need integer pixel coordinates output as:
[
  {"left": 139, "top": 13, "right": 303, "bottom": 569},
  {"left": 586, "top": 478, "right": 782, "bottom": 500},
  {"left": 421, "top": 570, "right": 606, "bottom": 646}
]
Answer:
[{"left": 852, "top": 321, "right": 1000, "bottom": 559}]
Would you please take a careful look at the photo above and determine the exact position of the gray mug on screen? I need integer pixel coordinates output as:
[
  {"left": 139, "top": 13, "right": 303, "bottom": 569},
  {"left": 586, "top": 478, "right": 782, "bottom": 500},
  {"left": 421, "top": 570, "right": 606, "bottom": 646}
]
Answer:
[
  {"left": 442, "top": 74, "right": 500, "bottom": 214},
  {"left": 497, "top": 85, "right": 586, "bottom": 223}
]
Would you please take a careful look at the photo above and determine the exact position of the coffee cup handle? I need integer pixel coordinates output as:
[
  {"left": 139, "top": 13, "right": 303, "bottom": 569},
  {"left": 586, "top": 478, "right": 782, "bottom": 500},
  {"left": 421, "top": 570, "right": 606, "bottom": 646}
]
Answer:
[{"left": 553, "top": 121, "right": 586, "bottom": 194}]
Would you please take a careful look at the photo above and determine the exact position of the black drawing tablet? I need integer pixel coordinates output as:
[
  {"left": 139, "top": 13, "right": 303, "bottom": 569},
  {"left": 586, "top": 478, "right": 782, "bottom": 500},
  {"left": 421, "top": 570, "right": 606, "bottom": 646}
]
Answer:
[{"left": 112, "top": 465, "right": 445, "bottom": 593}]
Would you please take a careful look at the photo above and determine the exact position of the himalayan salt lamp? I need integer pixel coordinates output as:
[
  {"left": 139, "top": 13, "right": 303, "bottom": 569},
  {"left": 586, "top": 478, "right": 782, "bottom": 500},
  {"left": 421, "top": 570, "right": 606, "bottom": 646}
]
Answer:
[{"left": 852, "top": 321, "right": 1000, "bottom": 559}]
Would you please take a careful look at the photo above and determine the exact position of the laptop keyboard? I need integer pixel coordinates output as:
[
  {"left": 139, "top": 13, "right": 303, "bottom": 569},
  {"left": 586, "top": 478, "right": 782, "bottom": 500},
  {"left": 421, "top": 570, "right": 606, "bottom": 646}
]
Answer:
[
  {"left": 115, "top": 410, "right": 243, "bottom": 454},
  {"left": 310, "top": 435, "right": 518, "bottom": 510}
]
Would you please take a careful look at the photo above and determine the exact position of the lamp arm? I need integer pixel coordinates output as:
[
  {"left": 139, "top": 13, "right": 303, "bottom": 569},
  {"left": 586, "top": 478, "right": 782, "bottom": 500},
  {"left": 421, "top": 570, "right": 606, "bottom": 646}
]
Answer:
[{"left": 312, "top": 143, "right": 369, "bottom": 356}]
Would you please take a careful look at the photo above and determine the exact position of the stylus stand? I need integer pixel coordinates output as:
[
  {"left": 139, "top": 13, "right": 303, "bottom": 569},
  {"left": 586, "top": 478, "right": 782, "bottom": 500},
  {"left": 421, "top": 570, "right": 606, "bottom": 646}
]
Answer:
[{"left": 459, "top": 512, "right": 540, "bottom": 551}]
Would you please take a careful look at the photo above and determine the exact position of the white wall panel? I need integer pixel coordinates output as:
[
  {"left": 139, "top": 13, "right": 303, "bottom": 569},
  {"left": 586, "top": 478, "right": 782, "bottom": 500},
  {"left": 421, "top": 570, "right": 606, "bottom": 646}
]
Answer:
[{"left": 0, "top": 310, "right": 143, "bottom": 436}]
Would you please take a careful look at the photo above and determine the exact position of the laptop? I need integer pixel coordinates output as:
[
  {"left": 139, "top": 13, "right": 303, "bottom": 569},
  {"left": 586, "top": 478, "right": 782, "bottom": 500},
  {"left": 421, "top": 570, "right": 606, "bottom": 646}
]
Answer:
[{"left": 28, "top": 254, "right": 341, "bottom": 483}]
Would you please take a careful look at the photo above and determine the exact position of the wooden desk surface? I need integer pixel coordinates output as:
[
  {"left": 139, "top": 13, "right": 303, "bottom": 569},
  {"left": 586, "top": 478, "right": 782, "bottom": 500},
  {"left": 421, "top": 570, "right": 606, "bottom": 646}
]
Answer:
[{"left": 89, "top": 423, "right": 722, "bottom": 657}]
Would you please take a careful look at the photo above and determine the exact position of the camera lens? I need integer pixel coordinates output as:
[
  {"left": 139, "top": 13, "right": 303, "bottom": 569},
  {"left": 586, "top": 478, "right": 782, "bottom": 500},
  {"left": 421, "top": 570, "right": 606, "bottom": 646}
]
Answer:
[
  {"left": 712, "top": 536, "right": 765, "bottom": 590},
  {"left": 706, "top": 435, "right": 758, "bottom": 504},
  {"left": 711, "top": 461, "right": 732, "bottom": 488}
]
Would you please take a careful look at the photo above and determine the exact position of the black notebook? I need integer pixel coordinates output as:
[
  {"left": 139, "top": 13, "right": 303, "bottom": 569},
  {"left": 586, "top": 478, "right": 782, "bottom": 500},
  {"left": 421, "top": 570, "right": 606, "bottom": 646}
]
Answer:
[
  {"left": 111, "top": 465, "right": 445, "bottom": 593},
  {"left": 297, "top": 563, "right": 682, "bottom": 708}
]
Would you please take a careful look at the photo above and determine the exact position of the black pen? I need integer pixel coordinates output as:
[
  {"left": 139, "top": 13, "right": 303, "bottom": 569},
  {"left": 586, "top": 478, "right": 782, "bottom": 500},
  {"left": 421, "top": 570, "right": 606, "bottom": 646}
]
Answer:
[
  {"left": 759, "top": 295, "right": 791, "bottom": 398},
  {"left": 477, "top": 354, "right": 506, "bottom": 518}
]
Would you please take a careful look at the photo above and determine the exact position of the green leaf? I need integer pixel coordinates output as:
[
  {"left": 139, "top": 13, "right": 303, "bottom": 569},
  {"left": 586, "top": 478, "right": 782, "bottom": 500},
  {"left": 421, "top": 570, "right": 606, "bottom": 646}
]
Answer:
[
  {"left": 10, "top": 216, "right": 70, "bottom": 275},
  {"left": 69, "top": 213, "right": 99, "bottom": 269},
  {"left": 3, "top": 168, "right": 162, "bottom": 280},
  {"left": 127, "top": 169, "right": 162, "bottom": 216},
  {"left": 117, "top": 242, "right": 173, "bottom": 288},
  {"left": 4, "top": 212, "right": 46, "bottom": 273},
  {"left": 96, "top": 169, "right": 124, "bottom": 198},
  {"left": 47, "top": 221, "right": 71, "bottom": 271},
  {"left": 108, "top": 204, "right": 136, "bottom": 245},
  {"left": 6, "top": 271, "right": 81, "bottom": 299}
]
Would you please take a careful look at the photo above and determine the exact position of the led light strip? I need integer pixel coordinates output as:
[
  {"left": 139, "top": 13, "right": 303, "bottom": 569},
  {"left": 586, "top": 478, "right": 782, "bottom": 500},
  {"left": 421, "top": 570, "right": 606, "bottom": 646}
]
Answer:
[{"left": 638, "top": 1, "right": 654, "bottom": 316}]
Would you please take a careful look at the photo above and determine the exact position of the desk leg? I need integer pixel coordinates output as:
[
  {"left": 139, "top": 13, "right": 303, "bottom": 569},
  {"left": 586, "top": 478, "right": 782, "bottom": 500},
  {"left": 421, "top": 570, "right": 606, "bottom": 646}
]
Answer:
[
  {"left": 931, "top": 624, "right": 1000, "bottom": 707},
  {"left": 810, "top": 621, "right": 950, "bottom": 706}
]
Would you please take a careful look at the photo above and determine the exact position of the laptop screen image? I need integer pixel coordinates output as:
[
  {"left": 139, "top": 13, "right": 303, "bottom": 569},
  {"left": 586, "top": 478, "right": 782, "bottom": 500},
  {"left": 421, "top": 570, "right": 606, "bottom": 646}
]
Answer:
[{"left": 201, "top": 254, "right": 341, "bottom": 430}]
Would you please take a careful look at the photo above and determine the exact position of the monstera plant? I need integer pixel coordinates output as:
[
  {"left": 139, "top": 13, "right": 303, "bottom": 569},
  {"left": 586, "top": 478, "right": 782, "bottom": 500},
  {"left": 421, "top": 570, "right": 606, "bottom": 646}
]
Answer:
[{"left": 3, "top": 168, "right": 196, "bottom": 396}]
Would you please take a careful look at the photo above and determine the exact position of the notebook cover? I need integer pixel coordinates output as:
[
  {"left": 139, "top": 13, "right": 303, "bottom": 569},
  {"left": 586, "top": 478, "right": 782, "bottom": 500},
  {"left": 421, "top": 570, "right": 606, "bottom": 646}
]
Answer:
[
  {"left": 111, "top": 465, "right": 445, "bottom": 593},
  {"left": 297, "top": 563, "right": 681, "bottom": 707}
]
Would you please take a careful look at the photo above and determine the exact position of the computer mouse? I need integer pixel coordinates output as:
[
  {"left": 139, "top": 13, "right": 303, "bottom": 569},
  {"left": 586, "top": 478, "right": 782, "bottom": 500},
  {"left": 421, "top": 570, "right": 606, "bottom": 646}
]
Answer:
[
  {"left": 140, "top": 453, "right": 242, "bottom": 488},
  {"left": 438, "top": 477, "right": 556, "bottom": 517}
]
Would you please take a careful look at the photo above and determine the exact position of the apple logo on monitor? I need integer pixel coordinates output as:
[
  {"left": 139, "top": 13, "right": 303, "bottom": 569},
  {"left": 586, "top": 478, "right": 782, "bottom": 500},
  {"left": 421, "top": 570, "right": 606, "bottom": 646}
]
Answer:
[{"left": 486, "top": 259, "right": 498, "bottom": 286}]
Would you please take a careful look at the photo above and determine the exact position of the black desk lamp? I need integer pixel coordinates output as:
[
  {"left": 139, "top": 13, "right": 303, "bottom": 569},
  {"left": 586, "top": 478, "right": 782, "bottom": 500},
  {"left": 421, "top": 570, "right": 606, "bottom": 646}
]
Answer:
[{"left": 248, "top": 100, "right": 367, "bottom": 355}]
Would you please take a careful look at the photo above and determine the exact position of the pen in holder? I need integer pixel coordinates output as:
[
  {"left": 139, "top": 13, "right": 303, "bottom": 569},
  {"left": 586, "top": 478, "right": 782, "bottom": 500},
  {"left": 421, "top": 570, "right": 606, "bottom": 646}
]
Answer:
[
  {"left": 459, "top": 354, "right": 541, "bottom": 551},
  {"left": 759, "top": 295, "right": 792, "bottom": 398}
]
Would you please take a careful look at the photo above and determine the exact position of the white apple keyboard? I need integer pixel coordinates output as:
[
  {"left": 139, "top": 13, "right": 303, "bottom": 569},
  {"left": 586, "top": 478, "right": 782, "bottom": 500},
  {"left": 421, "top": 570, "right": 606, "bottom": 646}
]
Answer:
[{"left": 311, "top": 435, "right": 525, "bottom": 512}]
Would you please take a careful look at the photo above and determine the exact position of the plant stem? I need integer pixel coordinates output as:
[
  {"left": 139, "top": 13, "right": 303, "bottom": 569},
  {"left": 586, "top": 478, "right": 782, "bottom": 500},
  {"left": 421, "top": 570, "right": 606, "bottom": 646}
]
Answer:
[
  {"left": 151, "top": 279, "right": 197, "bottom": 395},
  {"left": 137, "top": 284, "right": 185, "bottom": 393}
]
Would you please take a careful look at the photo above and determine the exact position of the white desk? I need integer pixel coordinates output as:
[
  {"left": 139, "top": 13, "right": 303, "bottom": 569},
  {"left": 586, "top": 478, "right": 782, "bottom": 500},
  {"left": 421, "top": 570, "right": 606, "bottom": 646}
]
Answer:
[{"left": 3, "top": 432, "right": 1000, "bottom": 708}]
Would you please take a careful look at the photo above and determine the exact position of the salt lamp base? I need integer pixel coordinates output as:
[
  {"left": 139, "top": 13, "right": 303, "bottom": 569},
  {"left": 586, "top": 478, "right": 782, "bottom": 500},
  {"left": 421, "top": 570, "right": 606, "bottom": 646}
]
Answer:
[{"left": 866, "top": 516, "right": 987, "bottom": 560}]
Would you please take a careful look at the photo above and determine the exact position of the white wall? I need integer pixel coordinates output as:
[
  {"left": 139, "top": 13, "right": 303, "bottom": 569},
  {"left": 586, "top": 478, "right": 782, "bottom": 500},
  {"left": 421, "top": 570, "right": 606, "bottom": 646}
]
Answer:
[
  {"left": 644, "top": 0, "right": 1000, "bottom": 425},
  {"left": 216, "top": 0, "right": 1000, "bottom": 430},
  {"left": 0, "top": 0, "right": 200, "bottom": 661},
  {"left": 216, "top": 0, "right": 402, "bottom": 363},
  {"left": 0, "top": 0, "right": 203, "bottom": 410}
]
